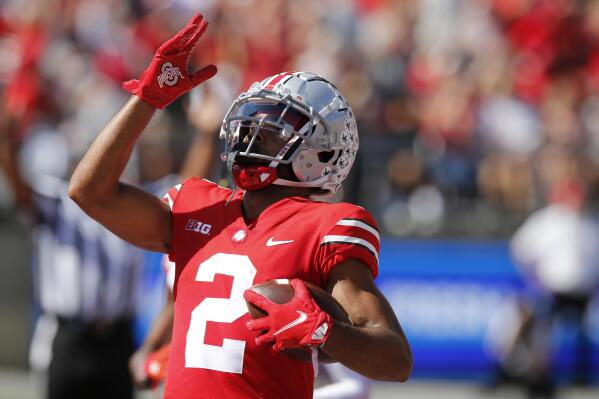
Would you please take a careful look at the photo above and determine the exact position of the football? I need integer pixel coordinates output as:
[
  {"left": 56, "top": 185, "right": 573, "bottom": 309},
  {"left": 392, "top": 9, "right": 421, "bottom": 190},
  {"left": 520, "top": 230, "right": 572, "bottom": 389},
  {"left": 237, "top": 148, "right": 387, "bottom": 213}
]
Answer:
[{"left": 245, "top": 279, "right": 349, "bottom": 363}]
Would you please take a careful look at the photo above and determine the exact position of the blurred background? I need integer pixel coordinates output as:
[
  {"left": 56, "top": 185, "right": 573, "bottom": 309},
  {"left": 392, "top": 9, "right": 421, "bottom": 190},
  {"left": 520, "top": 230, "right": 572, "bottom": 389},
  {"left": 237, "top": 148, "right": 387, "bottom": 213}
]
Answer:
[{"left": 1, "top": 0, "right": 599, "bottom": 398}]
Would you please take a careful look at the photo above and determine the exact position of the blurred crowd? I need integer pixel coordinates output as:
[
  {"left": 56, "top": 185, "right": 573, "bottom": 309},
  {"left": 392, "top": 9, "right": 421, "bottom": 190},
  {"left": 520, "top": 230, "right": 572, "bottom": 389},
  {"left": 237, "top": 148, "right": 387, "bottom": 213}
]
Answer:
[{"left": 1, "top": 0, "right": 599, "bottom": 238}]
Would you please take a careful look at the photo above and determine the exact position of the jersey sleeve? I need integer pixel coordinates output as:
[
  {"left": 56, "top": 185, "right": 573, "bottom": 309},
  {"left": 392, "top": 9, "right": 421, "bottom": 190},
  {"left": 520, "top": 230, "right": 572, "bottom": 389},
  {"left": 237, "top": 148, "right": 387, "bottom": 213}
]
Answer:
[
  {"left": 161, "top": 183, "right": 182, "bottom": 211},
  {"left": 315, "top": 207, "right": 380, "bottom": 283},
  {"left": 161, "top": 183, "right": 183, "bottom": 262},
  {"left": 162, "top": 178, "right": 228, "bottom": 264}
]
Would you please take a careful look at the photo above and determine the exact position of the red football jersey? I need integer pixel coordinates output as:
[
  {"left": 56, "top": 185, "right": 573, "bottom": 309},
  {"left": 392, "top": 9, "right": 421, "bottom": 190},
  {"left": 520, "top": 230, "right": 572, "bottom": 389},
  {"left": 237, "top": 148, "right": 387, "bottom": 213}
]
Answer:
[{"left": 161, "top": 178, "right": 379, "bottom": 399}]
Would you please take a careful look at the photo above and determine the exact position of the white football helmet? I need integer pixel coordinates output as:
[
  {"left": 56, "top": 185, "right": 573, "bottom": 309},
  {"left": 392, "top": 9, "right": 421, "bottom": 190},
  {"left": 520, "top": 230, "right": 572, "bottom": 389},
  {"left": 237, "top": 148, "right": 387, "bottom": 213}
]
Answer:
[{"left": 220, "top": 71, "right": 359, "bottom": 194}]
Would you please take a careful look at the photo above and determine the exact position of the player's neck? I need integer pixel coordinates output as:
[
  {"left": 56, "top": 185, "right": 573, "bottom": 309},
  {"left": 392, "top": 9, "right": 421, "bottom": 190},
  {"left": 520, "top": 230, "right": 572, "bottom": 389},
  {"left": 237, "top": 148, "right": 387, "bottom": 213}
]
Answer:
[{"left": 241, "top": 185, "right": 313, "bottom": 221}]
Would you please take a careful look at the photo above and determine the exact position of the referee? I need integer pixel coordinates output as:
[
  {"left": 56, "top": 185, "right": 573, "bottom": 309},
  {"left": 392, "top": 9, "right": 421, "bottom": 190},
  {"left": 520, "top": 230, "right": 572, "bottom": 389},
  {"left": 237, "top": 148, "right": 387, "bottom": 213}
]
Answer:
[{"left": 2, "top": 127, "right": 141, "bottom": 399}]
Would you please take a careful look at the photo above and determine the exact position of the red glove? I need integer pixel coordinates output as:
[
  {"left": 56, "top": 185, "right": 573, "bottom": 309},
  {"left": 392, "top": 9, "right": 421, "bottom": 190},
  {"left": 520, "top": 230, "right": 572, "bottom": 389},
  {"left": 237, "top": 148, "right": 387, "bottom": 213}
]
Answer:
[
  {"left": 244, "top": 279, "right": 333, "bottom": 351},
  {"left": 122, "top": 13, "right": 217, "bottom": 109}
]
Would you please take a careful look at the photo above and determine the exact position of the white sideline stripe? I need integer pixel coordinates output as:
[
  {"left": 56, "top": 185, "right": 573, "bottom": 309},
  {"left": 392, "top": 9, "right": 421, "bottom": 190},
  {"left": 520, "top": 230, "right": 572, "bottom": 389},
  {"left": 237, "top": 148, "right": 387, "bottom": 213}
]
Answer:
[
  {"left": 174, "top": 184, "right": 182, "bottom": 191},
  {"left": 321, "top": 235, "right": 379, "bottom": 263},
  {"left": 336, "top": 219, "right": 380, "bottom": 242}
]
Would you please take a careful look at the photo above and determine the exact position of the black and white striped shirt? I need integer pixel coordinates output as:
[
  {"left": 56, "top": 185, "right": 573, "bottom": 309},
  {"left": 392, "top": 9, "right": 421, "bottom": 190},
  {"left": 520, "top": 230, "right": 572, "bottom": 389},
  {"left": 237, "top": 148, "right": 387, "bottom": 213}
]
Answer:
[{"left": 31, "top": 176, "right": 141, "bottom": 322}]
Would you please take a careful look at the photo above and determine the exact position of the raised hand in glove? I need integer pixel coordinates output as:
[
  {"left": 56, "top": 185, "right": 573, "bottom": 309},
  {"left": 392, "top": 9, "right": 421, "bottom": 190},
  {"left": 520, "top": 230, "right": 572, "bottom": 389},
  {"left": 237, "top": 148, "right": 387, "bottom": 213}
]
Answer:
[
  {"left": 244, "top": 279, "right": 333, "bottom": 351},
  {"left": 122, "top": 13, "right": 217, "bottom": 109}
]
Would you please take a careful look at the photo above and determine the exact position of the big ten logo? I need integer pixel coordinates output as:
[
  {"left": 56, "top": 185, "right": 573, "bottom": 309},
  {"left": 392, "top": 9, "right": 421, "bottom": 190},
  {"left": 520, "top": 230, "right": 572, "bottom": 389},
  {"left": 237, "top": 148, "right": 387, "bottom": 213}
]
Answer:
[{"left": 185, "top": 219, "right": 212, "bottom": 235}]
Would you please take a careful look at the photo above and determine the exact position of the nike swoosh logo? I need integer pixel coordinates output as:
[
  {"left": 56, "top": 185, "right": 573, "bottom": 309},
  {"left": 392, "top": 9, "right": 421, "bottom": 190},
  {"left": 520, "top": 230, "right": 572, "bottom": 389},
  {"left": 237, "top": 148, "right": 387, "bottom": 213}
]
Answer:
[
  {"left": 273, "top": 311, "right": 307, "bottom": 336},
  {"left": 266, "top": 237, "right": 294, "bottom": 247}
]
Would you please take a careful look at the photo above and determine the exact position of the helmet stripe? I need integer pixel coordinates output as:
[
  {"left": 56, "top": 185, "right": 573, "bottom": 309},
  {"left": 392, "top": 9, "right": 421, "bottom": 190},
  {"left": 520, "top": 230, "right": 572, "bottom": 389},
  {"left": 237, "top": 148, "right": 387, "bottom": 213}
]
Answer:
[{"left": 263, "top": 72, "right": 293, "bottom": 90}]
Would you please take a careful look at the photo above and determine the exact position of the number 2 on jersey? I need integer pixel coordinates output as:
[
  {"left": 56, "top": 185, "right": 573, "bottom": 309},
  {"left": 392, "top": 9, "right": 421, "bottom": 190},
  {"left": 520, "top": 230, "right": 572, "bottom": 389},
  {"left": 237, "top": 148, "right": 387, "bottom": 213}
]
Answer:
[{"left": 185, "top": 253, "right": 257, "bottom": 373}]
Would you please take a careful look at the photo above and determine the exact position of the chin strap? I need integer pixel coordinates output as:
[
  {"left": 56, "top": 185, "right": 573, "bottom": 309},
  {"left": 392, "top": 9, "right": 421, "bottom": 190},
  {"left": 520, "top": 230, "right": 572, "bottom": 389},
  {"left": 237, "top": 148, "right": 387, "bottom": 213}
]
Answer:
[{"left": 225, "top": 151, "right": 238, "bottom": 205}]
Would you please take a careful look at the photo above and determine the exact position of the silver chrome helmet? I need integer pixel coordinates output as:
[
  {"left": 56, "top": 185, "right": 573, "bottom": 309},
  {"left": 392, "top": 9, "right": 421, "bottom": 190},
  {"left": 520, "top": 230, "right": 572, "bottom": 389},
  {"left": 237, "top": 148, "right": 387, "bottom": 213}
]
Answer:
[{"left": 220, "top": 71, "right": 359, "bottom": 194}]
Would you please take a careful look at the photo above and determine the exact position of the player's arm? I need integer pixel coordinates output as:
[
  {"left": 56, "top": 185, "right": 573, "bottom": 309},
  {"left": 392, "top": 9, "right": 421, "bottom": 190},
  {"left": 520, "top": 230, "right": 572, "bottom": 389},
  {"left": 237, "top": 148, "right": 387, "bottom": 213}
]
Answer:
[
  {"left": 245, "top": 265, "right": 412, "bottom": 382},
  {"left": 68, "top": 13, "right": 216, "bottom": 252},
  {"left": 322, "top": 259, "right": 412, "bottom": 382},
  {"left": 244, "top": 209, "right": 410, "bottom": 381},
  {"left": 69, "top": 98, "right": 172, "bottom": 252}
]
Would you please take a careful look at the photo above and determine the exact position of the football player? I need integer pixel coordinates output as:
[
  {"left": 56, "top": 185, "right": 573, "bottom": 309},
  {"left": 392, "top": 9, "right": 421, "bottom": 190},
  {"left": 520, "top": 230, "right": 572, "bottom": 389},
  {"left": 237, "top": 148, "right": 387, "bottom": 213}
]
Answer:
[
  {"left": 132, "top": 257, "right": 371, "bottom": 399},
  {"left": 69, "top": 14, "right": 412, "bottom": 399}
]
